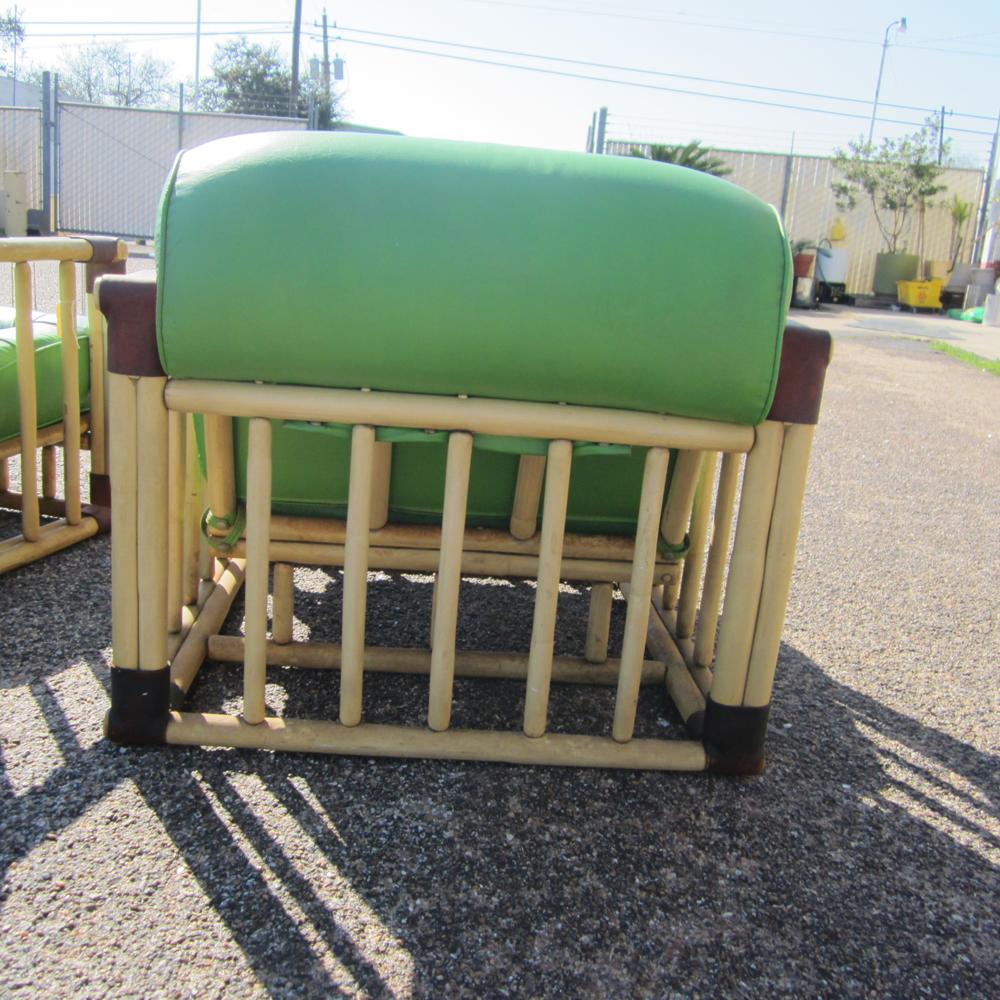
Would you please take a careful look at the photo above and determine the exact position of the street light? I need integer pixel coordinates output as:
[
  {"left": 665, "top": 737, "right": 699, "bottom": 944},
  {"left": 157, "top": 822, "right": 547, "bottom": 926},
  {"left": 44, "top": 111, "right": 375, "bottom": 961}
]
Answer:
[{"left": 868, "top": 16, "right": 907, "bottom": 146}]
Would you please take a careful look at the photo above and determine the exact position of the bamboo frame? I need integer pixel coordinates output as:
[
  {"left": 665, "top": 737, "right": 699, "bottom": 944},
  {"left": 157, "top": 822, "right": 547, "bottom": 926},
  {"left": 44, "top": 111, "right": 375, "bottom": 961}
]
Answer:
[
  {"left": 510, "top": 454, "right": 546, "bottom": 539},
  {"left": 1, "top": 237, "right": 126, "bottom": 574},
  {"left": 271, "top": 562, "right": 295, "bottom": 644},
  {"left": 428, "top": 432, "right": 473, "bottom": 731},
  {"left": 584, "top": 583, "right": 613, "bottom": 664},
  {"left": 242, "top": 417, "right": 272, "bottom": 724},
  {"left": 676, "top": 452, "right": 719, "bottom": 639},
  {"left": 340, "top": 424, "right": 376, "bottom": 727},
  {"left": 523, "top": 439, "right": 572, "bottom": 738}
]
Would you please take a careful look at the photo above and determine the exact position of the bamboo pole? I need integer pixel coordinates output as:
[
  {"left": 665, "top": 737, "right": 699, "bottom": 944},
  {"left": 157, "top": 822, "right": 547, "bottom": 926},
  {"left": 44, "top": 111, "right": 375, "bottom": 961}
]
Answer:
[
  {"left": 694, "top": 451, "right": 741, "bottom": 668},
  {"left": 370, "top": 441, "right": 392, "bottom": 530},
  {"left": 644, "top": 596, "right": 706, "bottom": 727},
  {"left": 166, "top": 380, "right": 755, "bottom": 454},
  {"left": 0, "top": 236, "right": 119, "bottom": 262},
  {"left": 675, "top": 452, "right": 719, "bottom": 639},
  {"left": 523, "top": 439, "right": 572, "bottom": 738},
  {"left": 166, "top": 712, "right": 707, "bottom": 771},
  {"left": 613, "top": 446, "right": 670, "bottom": 743},
  {"left": 0, "top": 457, "right": 7, "bottom": 491},
  {"left": 109, "top": 372, "right": 138, "bottom": 667},
  {"left": 340, "top": 425, "right": 375, "bottom": 727},
  {"left": 181, "top": 415, "right": 203, "bottom": 607},
  {"left": 243, "top": 418, "right": 273, "bottom": 725},
  {"left": 14, "top": 261, "right": 39, "bottom": 542},
  {"left": 169, "top": 558, "right": 245, "bottom": 699},
  {"left": 136, "top": 376, "right": 169, "bottom": 671},
  {"left": 267, "top": 513, "right": 647, "bottom": 562},
  {"left": 207, "top": 635, "right": 666, "bottom": 685},
  {"left": 41, "top": 446, "right": 57, "bottom": 498},
  {"left": 742, "top": 423, "right": 815, "bottom": 708},
  {"left": 428, "top": 432, "right": 473, "bottom": 731},
  {"left": 584, "top": 583, "right": 613, "bottom": 664},
  {"left": 57, "top": 260, "right": 81, "bottom": 525},
  {"left": 660, "top": 450, "right": 704, "bottom": 609},
  {"left": 0, "top": 518, "right": 99, "bottom": 574},
  {"left": 710, "top": 421, "right": 784, "bottom": 707},
  {"left": 226, "top": 537, "right": 674, "bottom": 586},
  {"left": 86, "top": 291, "right": 107, "bottom": 477},
  {"left": 166, "top": 410, "right": 186, "bottom": 634},
  {"left": 0, "top": 417, "right": 89, "bottom": 461},
  {"left": 203, "top": 414, "right": 236, "bottom": 526},
  {"left": 509, "top": 454, "right": 546, "bottom": 539},
  {"left": 272, "top": 562, "right": 294, "bottom": 644}
]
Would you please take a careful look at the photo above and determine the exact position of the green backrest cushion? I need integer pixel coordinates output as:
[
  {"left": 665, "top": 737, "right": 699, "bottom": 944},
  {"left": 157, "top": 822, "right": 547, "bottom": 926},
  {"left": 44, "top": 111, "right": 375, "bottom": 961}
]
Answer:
[
  {"left": 156, "top": 131, "right": 790, "bottom": 426},
  {"left": 0, "top": 319, "right": 91, "bottom": 444}
]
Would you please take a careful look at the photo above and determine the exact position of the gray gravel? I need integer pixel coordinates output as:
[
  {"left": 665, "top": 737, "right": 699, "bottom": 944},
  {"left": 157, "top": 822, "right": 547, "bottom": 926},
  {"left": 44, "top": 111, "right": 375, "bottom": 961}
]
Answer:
[{"left": 1, "top": 325, "right": 998, "bottom": 998}]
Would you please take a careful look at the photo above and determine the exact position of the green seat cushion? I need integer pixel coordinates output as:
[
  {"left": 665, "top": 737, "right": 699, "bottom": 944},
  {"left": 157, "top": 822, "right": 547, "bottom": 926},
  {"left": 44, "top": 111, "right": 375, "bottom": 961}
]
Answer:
[
  {"left": 157, "top": 132, "right": 790, "bottom": 426},
  {"left": 164, "top": 133, "right": 791, "bottom": 533},
  {"left": 0, "top": 319, "right": 91, "bottom": 444}
]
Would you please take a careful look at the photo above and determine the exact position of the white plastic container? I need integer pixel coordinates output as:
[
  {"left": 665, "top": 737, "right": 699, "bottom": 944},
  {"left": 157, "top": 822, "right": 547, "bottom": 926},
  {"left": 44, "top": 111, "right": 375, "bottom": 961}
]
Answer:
[{"left": 815, "top": 247, "right": 849, "bottom": 284}]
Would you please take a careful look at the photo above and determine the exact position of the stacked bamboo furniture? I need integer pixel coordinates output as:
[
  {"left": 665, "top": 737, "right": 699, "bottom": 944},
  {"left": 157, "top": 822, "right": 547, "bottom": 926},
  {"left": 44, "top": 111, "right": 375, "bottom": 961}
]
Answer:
[
  {"left": 99, "top": 132, "right": 830, "bottom": 772},
  {"left": 0, "top": 236, "right": 127, "bottom": 573}
]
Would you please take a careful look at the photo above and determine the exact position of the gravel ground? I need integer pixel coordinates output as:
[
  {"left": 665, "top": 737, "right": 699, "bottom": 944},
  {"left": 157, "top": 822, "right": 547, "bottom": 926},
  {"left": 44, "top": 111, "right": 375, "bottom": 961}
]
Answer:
[{"left": 1, "top": 317, "right": 998, "bottom": 997}]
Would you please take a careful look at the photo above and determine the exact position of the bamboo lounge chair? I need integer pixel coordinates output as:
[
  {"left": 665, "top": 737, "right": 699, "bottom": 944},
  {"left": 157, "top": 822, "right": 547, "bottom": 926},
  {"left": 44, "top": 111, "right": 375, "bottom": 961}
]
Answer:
[
  {"left": 0, "top": 236, "right": 126, "bottom": 573},
  {"left": 98, "top": 132, "right": 831, "bottom": 773}
]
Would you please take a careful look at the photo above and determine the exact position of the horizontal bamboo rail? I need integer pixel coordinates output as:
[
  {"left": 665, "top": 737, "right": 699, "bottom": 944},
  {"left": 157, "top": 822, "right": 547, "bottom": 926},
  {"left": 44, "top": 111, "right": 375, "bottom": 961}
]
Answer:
[
  {"left": 0, "top": 236, "right": 127, "bottom": 263},
  {"left": 225, "top": 537, "right": 679, "bottom": 585},
  {"left": 206, "top": 635, "right": 666, "bottom": 686},
  {"left": 165, "top": 712, "right": 708, "bottom": 770},
  {"left": 0, "top": 419, "right": 90, "bottom": 461},
  {"left": 0, "top": 518, "right": 99, "bottom": 574},
  {"left": 165, "top": 379, "right": 756, "bottom": 454}
]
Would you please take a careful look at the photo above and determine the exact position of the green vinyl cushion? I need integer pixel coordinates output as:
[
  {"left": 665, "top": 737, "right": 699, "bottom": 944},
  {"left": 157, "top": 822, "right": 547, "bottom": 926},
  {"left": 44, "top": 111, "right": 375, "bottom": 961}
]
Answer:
[
  {"left": 156, "top": 131, "right": 790, "bottom": 426},
  {"left": 0, "top": 318, "right": 91, "bottom": 444}
]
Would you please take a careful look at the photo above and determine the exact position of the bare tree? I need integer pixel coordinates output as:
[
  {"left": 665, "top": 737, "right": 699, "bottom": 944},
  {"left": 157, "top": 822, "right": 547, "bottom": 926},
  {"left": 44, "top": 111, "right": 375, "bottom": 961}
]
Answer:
[
  {"left": 58, "top": 41, "right": 173, "bottom": 108},
  {"left": 0, "top": 5, "right": 25, "bottom": 75}
]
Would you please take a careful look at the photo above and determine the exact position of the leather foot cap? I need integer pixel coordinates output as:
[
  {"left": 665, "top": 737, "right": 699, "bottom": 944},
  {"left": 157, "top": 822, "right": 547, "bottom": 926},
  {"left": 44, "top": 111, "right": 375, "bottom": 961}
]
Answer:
[
  {"left": 106, "top": 666, "right": 170, "bottom": 745},
  {"left": 703, "top": 698, "right": 770, "bottom": 775}
]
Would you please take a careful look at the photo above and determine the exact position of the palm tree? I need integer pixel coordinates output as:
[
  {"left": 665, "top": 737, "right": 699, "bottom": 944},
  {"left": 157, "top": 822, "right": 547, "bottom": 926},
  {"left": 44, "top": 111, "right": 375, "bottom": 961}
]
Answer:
[{"left": 629, "top": 140, "right": 731, "bottom": 178}]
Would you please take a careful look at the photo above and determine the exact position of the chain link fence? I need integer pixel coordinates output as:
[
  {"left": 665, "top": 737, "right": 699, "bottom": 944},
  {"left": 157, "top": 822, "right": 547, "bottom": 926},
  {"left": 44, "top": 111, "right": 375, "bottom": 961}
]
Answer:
[{"left": 57, "top": 103, "right": 308, "bottom": 239}]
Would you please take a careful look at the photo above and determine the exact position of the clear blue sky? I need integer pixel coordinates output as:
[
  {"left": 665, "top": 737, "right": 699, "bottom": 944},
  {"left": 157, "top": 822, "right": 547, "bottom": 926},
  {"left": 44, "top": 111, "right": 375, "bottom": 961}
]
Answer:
[{"left": 10, "top": 1, "right": 1000, "bottom": 165}]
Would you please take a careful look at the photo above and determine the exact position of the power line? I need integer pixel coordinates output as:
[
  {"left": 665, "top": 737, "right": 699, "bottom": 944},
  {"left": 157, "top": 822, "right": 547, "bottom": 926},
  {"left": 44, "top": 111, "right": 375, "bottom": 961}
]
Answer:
[
  {"left": 327, "top": 34, "right": 996, "bottom": 136},
  {"left": 333, "top": 23, "right": 994, "bottom": 121}
]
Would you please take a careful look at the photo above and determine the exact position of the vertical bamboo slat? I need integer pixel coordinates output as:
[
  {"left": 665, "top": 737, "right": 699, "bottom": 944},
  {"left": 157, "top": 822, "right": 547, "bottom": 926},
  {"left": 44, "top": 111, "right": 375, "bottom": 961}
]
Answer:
[
  {"left": 584, "top": 582, "right": 613, "bottom": 664},
  {"left": 14, "top": 261, "right": 39, "bottom": 542},
  {"left": 203, "top": 414, "right": 236, "bottom": 524},
  {"left": 522, "top": 439, "right": 572, "bottom": 738},
  {"left": 109, "top": 372, "right": 138, "bottom": 667},
  {"left": 272, "top": 562, "right": 295, "bottom": 644},
  {"left": 510, "top": 454, "right": 546, "bottom": 540},
  {"left": 370, "top": 441, "right": 392, "bottom": 530},
  {"left": 41, "top": 446, "right": 57, "bottom": 498},
  {"left": 136, "top": 376, "right": 169, "bottom": 671},
  {"left": 742, "top": 423, "right": 815, "bottom": 708},
  {"left": 710, "top": 421, "right": 784, "bottom": 706},
  {"left": 660, "top": 449, "right": 704, "bottom": 609},
  {"left": 694, "top": 451, "right": 741, "bottom": 668},
  {"left": 86, "top": 291, "right": 107, "bottom": 476},
  {"left": 167, "top": 409, "right": 186, "bottom": 633},
  {"left": 182, "top": 415, "right": 203, "bottom": 607},
  {"left": 427, "top": 432, "right": 473, "bottom": 731},
  {"left": 243, "top": 417, "right": 273, "bottom": 724},
  {"left": 340, "top": 424, "right": 376, "bottom": 727},
  {"left": 675, "top": 451, "right": 719, "bottom": 639},
  {"left": 613, "top": 447, "right": 670, "bottom": 743},
  {"left": 57, "top": 261, "right": 81, "bottom": 525}
]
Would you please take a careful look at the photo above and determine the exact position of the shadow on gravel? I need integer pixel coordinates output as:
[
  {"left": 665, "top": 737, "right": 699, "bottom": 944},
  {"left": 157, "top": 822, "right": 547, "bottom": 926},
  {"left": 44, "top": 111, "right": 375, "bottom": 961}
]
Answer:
[{"left": 5, "top": 653, "right": 995, "bottom": 995}]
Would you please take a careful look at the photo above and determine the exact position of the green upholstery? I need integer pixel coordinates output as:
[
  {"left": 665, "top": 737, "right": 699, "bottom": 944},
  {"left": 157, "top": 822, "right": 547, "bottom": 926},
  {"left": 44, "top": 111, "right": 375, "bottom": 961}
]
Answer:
[
  {"left": 0, "top": 318, "right": 91, "bottom": 445},
  {"left": 161, "top": 132, "right": 791, "bottom": 533}
]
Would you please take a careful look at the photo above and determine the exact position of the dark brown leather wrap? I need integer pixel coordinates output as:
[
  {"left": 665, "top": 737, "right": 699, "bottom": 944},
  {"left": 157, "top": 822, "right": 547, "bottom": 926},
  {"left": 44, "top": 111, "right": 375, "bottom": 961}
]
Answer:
[
  {"left": 99, "top": 271, "right": 163, "bottom": 377},
  {"left": 767, "top": 322, "right": 832, "bottom": 425}
]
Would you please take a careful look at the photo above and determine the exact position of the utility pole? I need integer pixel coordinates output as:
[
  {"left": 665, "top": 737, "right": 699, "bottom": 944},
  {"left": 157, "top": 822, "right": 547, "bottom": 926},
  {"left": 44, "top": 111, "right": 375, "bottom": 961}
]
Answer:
[
  {"left": 289, "top": 0, "right": 303, "bottom": 116},
  {"left": 194, "top": 0, "right": 202, "bottom": 110},
  {"left": 322, "top": 9, "right": 331, "bottom": 106},
  {"left": 973, "top": 110, "right": 1000, "bottom": 263},
  {"left": 938, "top": 106, "right": 946, "bottom": 164}
]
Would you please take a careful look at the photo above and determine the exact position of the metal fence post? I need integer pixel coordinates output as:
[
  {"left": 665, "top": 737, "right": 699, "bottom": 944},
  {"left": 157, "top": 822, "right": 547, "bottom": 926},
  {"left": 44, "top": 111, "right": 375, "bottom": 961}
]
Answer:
[
  {"left": 52, "top": 74, "right": 60, "bottom": 233},
  {"left": 595, "top": 107, "right": 607, "bottom": 155},
  {"left": 177, "top": 83, "right": 185, "bottom": 151},
  {"left": 40, "top": 70, "right": 52, "bottom": 233}
]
